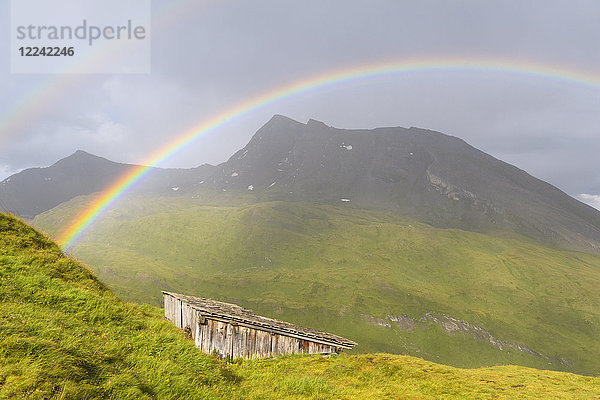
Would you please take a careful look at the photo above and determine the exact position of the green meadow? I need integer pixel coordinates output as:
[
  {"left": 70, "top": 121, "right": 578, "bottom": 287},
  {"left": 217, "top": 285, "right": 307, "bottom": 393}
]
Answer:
[
  {"left": 34, "top": 192, "right": 600, "bottom": 376},
  {"left": 2, "top": 213, "right": 599, "bottom": 399}
]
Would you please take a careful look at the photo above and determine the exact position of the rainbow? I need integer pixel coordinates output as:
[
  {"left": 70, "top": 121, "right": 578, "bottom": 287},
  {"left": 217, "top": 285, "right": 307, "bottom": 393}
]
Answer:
[
  {"left": 0, "top": 0, "right": 199, "bottom": 147},
  {"left": 57, "top": 57, "right": 600, "bottom": 249}
]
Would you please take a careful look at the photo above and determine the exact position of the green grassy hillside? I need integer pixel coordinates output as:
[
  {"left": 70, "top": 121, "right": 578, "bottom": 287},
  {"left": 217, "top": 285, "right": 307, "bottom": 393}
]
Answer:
[
  {"left": 2, "top": 213, "right": 600, "bottom": 399},
  {"left": 34, "top": 193, "right": 600, "bottom": 376},
  {"left": 0, "top": 213, "right": 238, "bottom": 399}
]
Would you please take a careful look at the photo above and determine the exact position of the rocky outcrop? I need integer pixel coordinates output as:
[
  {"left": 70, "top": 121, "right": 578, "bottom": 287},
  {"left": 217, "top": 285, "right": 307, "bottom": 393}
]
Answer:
[{"left": 363, "top": 311, "right": 565, "bottom": 365}]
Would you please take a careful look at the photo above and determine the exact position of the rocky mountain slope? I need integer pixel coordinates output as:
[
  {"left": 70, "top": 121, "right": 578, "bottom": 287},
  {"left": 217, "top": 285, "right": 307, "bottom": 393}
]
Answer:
[{"left": 206, "top": 115, "right": 600, "bottom": 253}]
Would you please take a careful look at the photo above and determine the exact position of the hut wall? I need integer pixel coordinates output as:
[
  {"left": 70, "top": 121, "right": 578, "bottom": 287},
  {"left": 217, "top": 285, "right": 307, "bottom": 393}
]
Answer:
[
  {"left": 163, "top": 292, "right": 182, "bottom": 328},
  {"left": 163, "top": 293, "right": 340, "bottom": 359},
  {"left": 194, "top": 316, "right": 338, "bottom": 359},
  {"left": 164, "top": 294, "right": 198, "bottom": 337},
  {"left": 181, "top": 301, "right": 197, "bottom": 338}
]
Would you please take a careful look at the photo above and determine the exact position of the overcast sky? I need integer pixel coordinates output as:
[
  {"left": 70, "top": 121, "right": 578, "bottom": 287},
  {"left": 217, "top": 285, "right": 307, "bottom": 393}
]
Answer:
[{"left": 1, "top": 0, "right": 599, "bottom": 208}]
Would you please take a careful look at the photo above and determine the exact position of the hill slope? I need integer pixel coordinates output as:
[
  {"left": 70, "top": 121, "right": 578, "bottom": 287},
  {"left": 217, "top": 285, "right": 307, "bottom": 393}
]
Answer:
[
  {"left": 2, "top": 213, "right": 599, "bottom": 399},
  {"left": 0, "top": 150, "right": 214, "bottom": 219},
  {"left": 34, "top": 193, "right": 600, "bottom": 376},
  {"left": 0, "top": 213, "right": 235, "bottom": 398}
]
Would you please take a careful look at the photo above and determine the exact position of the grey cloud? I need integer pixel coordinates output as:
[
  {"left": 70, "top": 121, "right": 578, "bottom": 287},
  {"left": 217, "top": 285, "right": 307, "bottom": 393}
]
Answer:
[{"left": 0, "top": 0, "right": 598, "bottom": 204}]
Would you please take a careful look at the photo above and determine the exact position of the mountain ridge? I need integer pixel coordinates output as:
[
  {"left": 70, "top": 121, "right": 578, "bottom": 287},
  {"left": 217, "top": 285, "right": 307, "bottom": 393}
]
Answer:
[
  {"left": 3, "top": 115, "right": 600, "bottom": 254},
  {"left": 0, "top": 150, "right": 215, "bottom": 219},
  {"left": 205, "top": 115, "right": 600, "bottom": 253}
]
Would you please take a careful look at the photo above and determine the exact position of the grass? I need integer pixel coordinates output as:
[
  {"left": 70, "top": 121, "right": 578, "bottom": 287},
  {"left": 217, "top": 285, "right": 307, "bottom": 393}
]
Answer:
[
  {"left": 234, "top": 353, "right": 600, "bottom": 399},
  {"left": 2, "top": 212, "right": 600, "bottom": 399},
  {"left": 33, "top": 193, "right": 600, "bottom": 376},
  {"left": 0, "top": 213, "right": 236, "bottom": 399}
]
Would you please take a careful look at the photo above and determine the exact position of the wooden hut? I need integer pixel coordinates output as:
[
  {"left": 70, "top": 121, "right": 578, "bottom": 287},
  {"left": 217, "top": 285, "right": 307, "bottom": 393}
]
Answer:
[{"left": 162, "top": 291, "right": 357, "bottom": 359}]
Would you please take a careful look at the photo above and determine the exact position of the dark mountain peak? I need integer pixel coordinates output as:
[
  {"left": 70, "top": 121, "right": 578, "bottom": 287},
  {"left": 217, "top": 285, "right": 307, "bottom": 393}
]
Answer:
[
  {"left": 264, "top": 114, "right": 304, "bottom": 128},
  {"left": 306, "top": 118, "right": 329, "bottom": 129},
  {"left": 68, "top": 149, "right": 106, "bottom": 160},
  {"left": 244, "top": 115, "right": 306, "bottom": 152},
  {"left": 257, "top": 115, "right": 328, "bottom": 138},
  {"left": 50, "top": 150, "right": 118, "bottom": 172}
]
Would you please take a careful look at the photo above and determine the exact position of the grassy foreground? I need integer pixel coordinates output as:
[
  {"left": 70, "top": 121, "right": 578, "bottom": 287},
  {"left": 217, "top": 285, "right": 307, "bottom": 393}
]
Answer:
[
  {"left": 34, "top": 193, "right": 600, "bottom": 375},
  {"left": 0, "top": 213, "right": 235, "bottom": 399},
  {"left": 235, "top": 354, "right": 600, "bottom": 400},
  {"left": 1, "top": 213, "right": 600, "bottom": 398}
]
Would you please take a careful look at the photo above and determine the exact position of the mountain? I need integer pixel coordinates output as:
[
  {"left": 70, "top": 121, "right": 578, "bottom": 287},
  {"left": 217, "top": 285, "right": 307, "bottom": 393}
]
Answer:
[
  {"left": 2, "top": 212, "right": 599, "bottom": 399},
  {"left": 4, "top": 115, "right": 600, "bottom": 253},
  {"left": 0, "top": 150, "right": 215, "bottom": 219},
  {"left": 207, "top": 115, "right": 600, "bottom": 254}
]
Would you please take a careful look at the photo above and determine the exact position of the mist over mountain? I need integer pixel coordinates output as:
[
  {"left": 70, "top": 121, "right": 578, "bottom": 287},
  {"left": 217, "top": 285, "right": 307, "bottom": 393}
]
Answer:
[{"left": 3, "top": 115, "right": 600, "bottom": 253}]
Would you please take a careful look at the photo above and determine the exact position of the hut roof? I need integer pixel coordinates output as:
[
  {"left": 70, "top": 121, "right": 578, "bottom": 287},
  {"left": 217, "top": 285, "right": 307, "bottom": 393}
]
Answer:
[{"left": 162, "top": 291, "right": 357, "bottom": 349}]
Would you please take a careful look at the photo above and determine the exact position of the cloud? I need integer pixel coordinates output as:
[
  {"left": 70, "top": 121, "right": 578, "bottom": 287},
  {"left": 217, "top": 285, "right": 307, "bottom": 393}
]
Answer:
[
  {"left": 0, "top": 165, "right": 20, "bottom": 182},
  {"left": 578, "top": 194, "right": 600, "bottom": 211},
  {"left": 0, "top": 0, "right": 599, "bottom": 197}
]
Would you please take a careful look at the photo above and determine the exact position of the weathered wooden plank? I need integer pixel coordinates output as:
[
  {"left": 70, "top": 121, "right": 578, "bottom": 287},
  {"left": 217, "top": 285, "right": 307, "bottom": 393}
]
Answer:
[
  {"left": 205, "top": 320, "right": 213, "bottom": 353},
  {"left": 217, "top": 321, "right": 223, "bottom": 355},
  {"left": 163, "top": 294, "right": 181, "bottom": 326},
  {"left": 243, "top": 326, "right": 250, "bottom": 359},
  {"left": 231, "top": 325, "right": 238, "bottom": 359},
  {"left": 271, "top": 332, "right": 276, "bottom": 357},
  {"left": 178, "top": 299, "right": 183, "bottom": 328},
  {"left": 249, "top": 329, "right": 257, "bottom": 358},
  {"left": 212, "top": 320, "right": 221, "bottom": 356},
  {"left": 203, "top": 319, "right": 215, "bottom": 354},
  {"left": 232, "top": 324, "right": 247, "bottom": 359},
  {"left": 211, "top": 320, "right": 220, "bottom": 355},
  {"left": 246, "top": 326, "right": 253, "bottom": 359},
  {"left": 263, "top": 330, "right": 271, "bottom": 358},
  {"left": 256, "top": 330, "right": 265, "bottom": 358},
  {"left": 225, "top": 323, "right": 233, "bottom": 358},
  {"left": 180, "top": 302, "right": 196, "bottom": 339}
]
